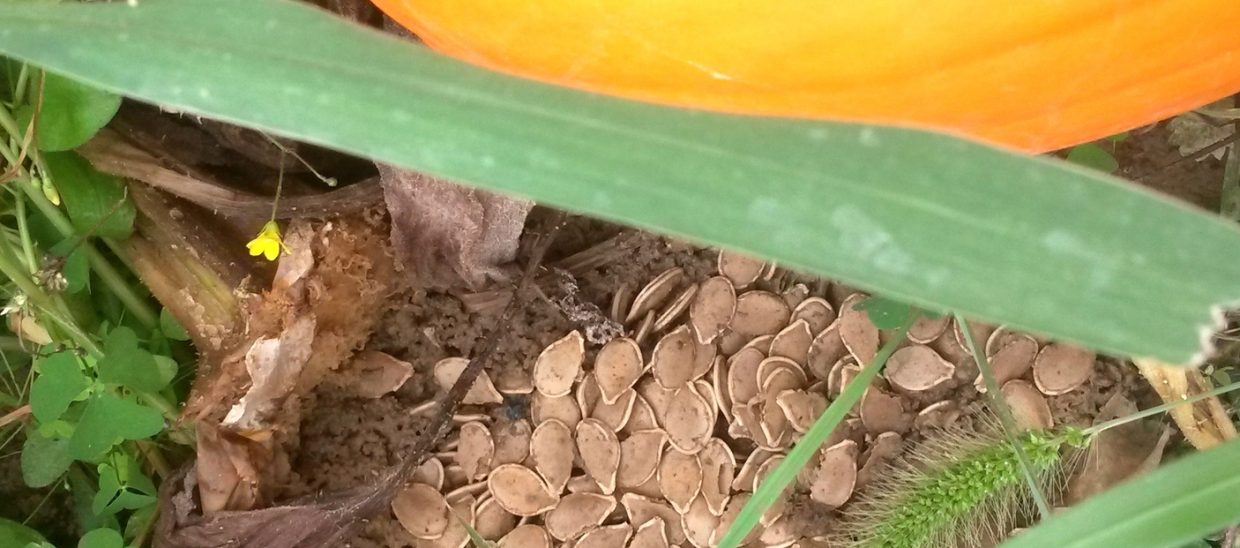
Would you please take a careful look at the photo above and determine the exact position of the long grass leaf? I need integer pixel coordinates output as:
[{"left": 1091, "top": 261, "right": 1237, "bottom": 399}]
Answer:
[
  {"left": 1003, "top": 438, "right": 1240, "bottom": 548},
  {"left": 2, "top": 0, "right": 1239, "bottom": 362}
]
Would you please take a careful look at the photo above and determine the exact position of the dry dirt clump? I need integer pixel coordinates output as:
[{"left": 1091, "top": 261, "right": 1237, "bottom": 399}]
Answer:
[{"left": 288, "top": 230, "right": 1154, "bottom": 548}]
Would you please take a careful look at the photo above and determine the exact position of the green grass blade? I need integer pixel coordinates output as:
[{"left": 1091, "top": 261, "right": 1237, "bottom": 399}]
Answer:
[
  {"left": 2, "top": 0, "right": 1239, "bottom": 363},
  {"left": 1003, "top": 438, "right": 1240, "bottom": 548},
  {"left": 718, "top": 318, "right": 913, "bottom": 548}
]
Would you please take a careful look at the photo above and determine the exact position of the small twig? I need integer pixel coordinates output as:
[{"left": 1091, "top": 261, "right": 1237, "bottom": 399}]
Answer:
[
  {"left": 78, "top": 130, "right": 381, "bottom": 219},
  {"left": 0, "top": 403, "right": 31, "bottom": 429}
]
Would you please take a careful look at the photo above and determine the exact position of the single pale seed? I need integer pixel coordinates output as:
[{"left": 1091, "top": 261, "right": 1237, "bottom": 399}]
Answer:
[
  {"left": 769, "top": 319, "right": 814, "bottom": 366},
  {"left": 426, "top": 494, "right": 475, "bottom": 548},
  {"left": 411, "top": 457, "right": 445, "bottom": 491},
  {"left": 731, "top": 290, "right": 790, "bottom": 338},
  {"left": 664, "top": 384, "right": 713, "bottom": 454},
  {"left": 576, "top": 524, "right": 634, "bottom": 548},
  {"left": 985, "top": 326, "right": 1027, "bottom": 356},
  {"left": 1033, "top": 343, "right": 1095, "bottom": 395},
  {"left": 633, "top": 310, "right": 657, "bottom": 346},
  {"left": 776, "top": 390, "right": 827, "bottom": 433},
  {"left": 610, "top": 283, "right": 633, "bottom": 324},
  {"left": 565, "top": 474, "right": 602, "bottom": 495},
  {"left": 623, "top": 395, "right": 659, "bottom": 435},
  {"left": 657, "top": 447, "right": 702, "bottom": 513},
  {"left": 654, "top": 283, "right": 698, "bottom": 332},
  {"left": 1003, "top": 379, "right": 1055, "bottom": 429},
  {"left": 498, "top": 524, "right": 550, "bottom": 548},
  {"left": 487, "top": 464, "right": 559, "bottom": 517},
  {"left": 885, "top": 344, "right": 955, "bottom": 392},
  {"left": 682, "top": 496, "right": 719, "bottom": 548},
  {"left": 621, "top": 493, "right": 687, "bottom": 545},
  {"left": 807, "top": 325, "right": 848, "bottom": 380},
  {"left": 689, "top": 339, "right": 717, "bottom": 382},
  {"left": 345, "top": 350, "right": 413, "bottom": 398},
  {"left": 837, "top": 294, "right": 878, "bottom": 364},
  {"left": 859, "top": 387, "right": 910, "bottom": 434},
  {"left": 811, "top": 440, "right": 858, "bottom": 507},
  {"left": 791, "top": 297, "right": 837, "bottom": 334},
  {"left": 652, "top": 325, "right": 698, "bottom": 390},
  {"left": 732, "top": 448, "right": 775, "bottom": 492},
  {"left": 544, "top": 492, "right": 617, "bottom": 541},
  {"left": 759, "top": 516, "right": 799, "bottom": 548},
  {"left": 457, "top": 421, "right": 495, "bottom": 480},
  {"left": 530, "top": 419, "right": 574, "bottom": 494},
  {"left": 392, "top": 483, "right": 450, "bottom": 539},
  {"left": 576, "top": 418, "right": 621, "bottom": 494},
  {"left": 576, "top": 375, "right": 602, "bottom": 419},
  {"left": 953, "top": 320, "right": 997, "bottom": 355},
  {"left": 781, "top": 283, "right": 810, "bottom": 309},
  {"left": 434, "top": 357, "right": 504, "bottom": 405},
  {"left": 717, "top": 250, "right": 765, "bottom": 289},
  {"left": 698, "top": 439, "right": 735, "bottom": 516},
  {"left": 533, "top": 331, "right": 585, "bottom": 397},
  {"left": 976, "top": 333, "right": 1039, "bottom": 393},
  {"left": 636, "top": 376, "right": 675, "bottom": 427},
  {"left": 594, "top": 337, "right": 644, "bottom": 404},
  {"left": 907, "top": 315, "right": 951, "bottom": 344},
  {"left": 492, "top": 419, "right": 532, "bottom": 466},
  {"left": 494, "top": 367, "right": 535, "bottom": 395},
  {"left": 591, "top": 388, "right": 637, "bottom": 432},
  {"left": 617, "top": 429, "right": 668, "bottom": 488},
  {"left": 757, "top": 357, "right": 808, "bottom": 398},
  {"left": 473, "top": 495, "right": 519, "bottom": 541},
  {"left": 629, "top": 517, "right": 670, "bottom": 548},
  {"left": 532, "top": 392, "right": 581, "bottom": 430},
  {"left": 726, "top": 347, "right": 765, "bottom": 408},
  {"left": 627, "top": 267, "right": 685, "bottom": 324},
  {"left": 856, "top": 431, "right": 903, "bottom": 490},
  {"left": 689, "top": 276, "right": 737, "bottom": 344},
  {"left": 914, "top": 400, "right": 961, "bottom": 430}
]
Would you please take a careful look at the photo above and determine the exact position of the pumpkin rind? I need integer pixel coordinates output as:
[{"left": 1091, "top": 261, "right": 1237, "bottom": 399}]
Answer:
[{"left": 371, "top": 0, "right": 1240, "bottom": 151}]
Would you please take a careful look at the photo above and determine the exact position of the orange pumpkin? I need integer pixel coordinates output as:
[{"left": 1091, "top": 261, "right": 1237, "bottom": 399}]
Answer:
[{"left": 371, "top": 0, "right": 1240, "bottom": 152}]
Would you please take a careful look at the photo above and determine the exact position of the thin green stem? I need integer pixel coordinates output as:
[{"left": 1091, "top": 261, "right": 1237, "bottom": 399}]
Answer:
[
  {"left": 15, "top": 176, "right": 158, "bottom": 328},
  {"left": 1084, "top": 379, "right": 1240, "bottom": 437},
  {"left": 11, "top": 63, "right": 28, "bottom": 106},
  {"left": 955, "top": 313, "right": 1052, "bottom": 519},
  {"left": 719, "top": 314, "right": 916, "bottom": 548},
  {"left": 13, "top": 196, "right": 38, "bottom": 274}
]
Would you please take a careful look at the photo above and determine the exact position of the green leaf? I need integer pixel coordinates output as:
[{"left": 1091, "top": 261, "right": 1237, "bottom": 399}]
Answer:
[
  {"left": 78, "top": 528, "right": 124, "bottom": 548},
  {"left": 67, "top": 393, "right": 164, "bottom": 461},
  {"left": 50, "top": 238, "right": 91, "bottom": 294},
  {"left": 158, "top": 308, "right": 190, "bottom": 341},
  {"left": 122, "top": 504, "right": 156, "bottom": 543},
  {"left": 0, "top": 517, "right": 47, "bottom": 547},
  {"left": 68, "top": 467, "right": 119, "bottom": 533},
  {"left": 1065, "top": 143, "right": 1119, "bottom": 173},
  {"left": 96, "top": 326, "right": 166, "bottom": 393},
  {"left": 4, "top": 0, "right": 1240, "bottom": 363},
  {"left": 41, "top": 151, "right": 135, "bottom": 240},
  {"left": 29, "top": 351, "right": 89, "bottom": 423},
  {"left": 92, "top": 456, "right": 156, "bottom": 516},
  {"left": 21, "top": 428, "right": 73, "bottom": 488},
  {"left": 1003, "top": 438, "right": 1240, "bottom": 548},
  {"left": 20, "top": 70, "right": 121, "bottom": 152},
  {"left": 853, "top": 295, "right": 914, "bottom": 330}
]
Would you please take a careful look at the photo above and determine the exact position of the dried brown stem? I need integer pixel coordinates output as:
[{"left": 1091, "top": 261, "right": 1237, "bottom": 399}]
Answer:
[{"left": 79, "top": 130, "right": 381, "bottom": 220}]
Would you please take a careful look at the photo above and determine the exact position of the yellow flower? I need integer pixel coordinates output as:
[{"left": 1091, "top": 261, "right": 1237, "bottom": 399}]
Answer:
[{"left": 246, "top": 220, "right": 283, "bottom": 261}]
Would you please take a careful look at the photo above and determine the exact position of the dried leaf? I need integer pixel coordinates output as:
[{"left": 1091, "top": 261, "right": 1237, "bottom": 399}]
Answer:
[
  {"left": 379, "top": 165, "right": 531, "bottom": 288},
  {"left": 222, "top": 316, "right": 316, "bottom": 432}
]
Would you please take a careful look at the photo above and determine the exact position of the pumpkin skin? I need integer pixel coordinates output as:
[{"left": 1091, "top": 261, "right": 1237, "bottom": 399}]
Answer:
[{"left": 371, "top": 0, "right": 1240, "bottom": 152}]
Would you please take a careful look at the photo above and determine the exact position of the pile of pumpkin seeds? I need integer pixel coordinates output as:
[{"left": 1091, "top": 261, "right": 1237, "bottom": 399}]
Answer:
[{"left": 389, "top": 250, "right": 1097, "bottom": 547}]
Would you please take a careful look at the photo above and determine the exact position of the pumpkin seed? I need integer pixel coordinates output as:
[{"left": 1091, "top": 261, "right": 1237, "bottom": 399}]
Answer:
[
  {"left": 621, "top": 493, "right": 687, "bottom": 545},
  {"left": 591, "top": 388, "right": 637, "bottom": 432},
  {"left": 544, "top": 492, "right": 617, "bottom": 541},
  {"left": 657, "top": 447, "right": 702, "bottom": 513},
  {"left": 594, "top": 337, "right": 644, "bottom": 404},
  {"left": 487, "top": 464, "right": 559, "bottom": 517},
  {"left": 617, "top": 429, "right": 668, "bottom": 488},
  {"left": 628, "top": 517, "right": 670, "bottom": 548},
  {"left": 531, "top": 391, "right": 581, "bottom": 430},
  {"left": 434, "top": 357, "right": 504, "bottom": 405},
  {"left": 717, "top": 250, "right": 765, "bottom": 289},
  {"left": 811, "top": 440, "right": 859, "bottom": 507},
  {"left": 698, "top": 439, "right": 735, "bottom": 516},
  {"left": 654, "top": 283, "right": 698, "bottom": 332},
  {"left": 529, "top": 418, "right": 575, "bottom": 494},
  {"left": 775, "top": 389, "right": 827, "bottom": 433},
  {"left": 457, "top": 421, "right": 495, "bottom": 480},
  {"left": 769, "top": 319, "right": 814, "bottom": 366},
  {"left": 664, "top": 384, "right": 713, "bottom": 454},
  {"left": 491, "top": 419, "right": 532, "bottom": 466},
  {"left": 626, "top": 267, "right": 684, "bottom": 323},
  {"left": 392, "top": 483, "right": 450, "bottom": 540},
  {"left": 1033, "top": 342, "right": 1095, "bottom": 395},
  {"left": 651, "top": 325, "right": 698, "bottom": 389},
  {"left": 689, "top": 276, "right": 736, "bottom": 344},
  {"left": 576, "top": 523, "right": 633, "bottom": 548},
  {"left": 473, "top": 495, "right": 519, "bottom": 541},
  {"left": 837, "top": 294, "right": 879, "bottom": 364},
  {"left": 533, "top": 331, "right": 585, "bottom": 397},
  {"left": 730, "top": 290, "right": 791, "bottom": 338},
  {"left": 885, "top": 344, "right": 955, "bottom": 392},
  {"left": 790, "top": 297, "right": 837, "bottom": 334},
  {"left": 1002, "top": 380, "right": 1055, "bottom": 430},
  {"left": 576, "top": 418, "right": 621, "bottom": 494},
  {"left": 498, "top": 524, "right": 550, "bottom": 548},
  {"left": 682, "top": 497, "right": 720, "bottom": 548}
]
